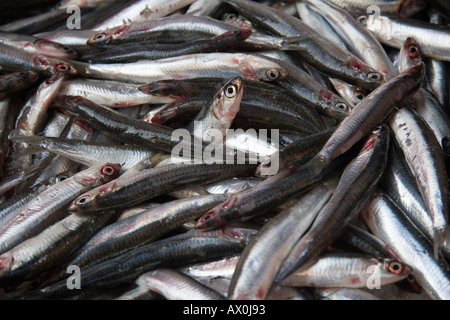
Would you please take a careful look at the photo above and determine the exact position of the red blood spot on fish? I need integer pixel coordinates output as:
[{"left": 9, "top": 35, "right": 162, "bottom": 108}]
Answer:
[
  {"left": 239, "top": 24, "right": 253, "bottom": 41},
  {"left": 350, "top": 59, "right": 362, "bottom": 70},
  {"left": 83, "top": 176, "right": 98, "bottom": 183},
  {"left": 149, "top": 115, "right": 163, "bottom": 125},
  {"left": 351, "top": 277, "right": 360, "bottom": 284},
  {"left": 387, "top": 248, "right": 401, "bottom": 261},
  {"left": 114, "top": 25, "right": 129, "bottom": 36},
  {"left": 36, "top": 56, "right": 49, "bottom": 66},
  {"left": 99, "top": 182, "right": 114, "bottom": 194},
  {"left": 221, "top": 197, "right": 237, "bottom": 209},
  {"left": 256, "top": 287, "right": 266, "bottom": 299},
  {"left": 74, "top": 119, "right": 94, "bottom": 133},
  {"left": 361, "top": 139, "right": 375, "bottom": 152},
  {"left": 231, "top": 57, "right": 240, "bottom": 65},
  {"left": 319, "top": 89, "right": 332, "bottom": 101},
  {"left": 173, "top": 74, "right": 187, "bottom": 80},
  {"left": 0, "top": 255, "right": 12, "bottom": 270}
]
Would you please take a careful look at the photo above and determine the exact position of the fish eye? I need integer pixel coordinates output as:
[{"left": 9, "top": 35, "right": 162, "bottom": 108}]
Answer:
[
  {"left": 202, "top": 211, "right": 215, "bottom": 221},
  {"left": 96, "top": 33, "right": 106, "bottom": 40},
  {"left": 353, "top": 92, "right": 365, "bottom": 101},
  {"left": 76, "top": 195, "right": 91, "bottom": 205},
  {"left": 56, "top": 63, "right": 69, "bottom": 72},
  {"left": 223, "top": 13, "right": 238, "bottom": 22},
  {"left": 101, "top": 165, "right": 117, "bottom": 176},
  {"left": 358, "top": 15, "right": 368, "bottom": 25},
  {"left": 335, "top": 102, "right": 349, "bottom": 112},
  {"left": 373, "top": 126, "right": 382, "bottom": 133},
  {"left": 225, "top": 85, "right": 237, "bottom": 98},
  {"left": 408, "top": 45, "right": 419, "bottom": 58},
  {"left": 388, "top": 261, "right": 403, "bottom": 274},
  {"left": 265, "top": 69, "right": 280, "bottom": 81},
  {"left": 368, "top": 72, "right": 382, "bottom": 81},
  {"left": 57, "top": 175, "right": 69, "bottom": 182}
]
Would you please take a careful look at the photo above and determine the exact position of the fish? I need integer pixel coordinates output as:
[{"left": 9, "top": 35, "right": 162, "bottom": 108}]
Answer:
[
  {"left": 363, "top": 192, "right": 450, "bottom": 300},
  {"left": 275, "top": 124, "right": 390, "bottom": 282},
  {"left": 280, "top": 252, "right": 411, "bottom": 288},
  {"left": 0, "top": 163, "right": 121, "bottom": 255},
  {"left": 362, "top": 14, "right": 450, "bottom": 62}
]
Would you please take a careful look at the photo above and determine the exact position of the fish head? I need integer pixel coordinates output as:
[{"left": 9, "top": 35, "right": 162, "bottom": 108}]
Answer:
[
  {"left": 98, "top": 163, "right": 122, "bottom": 182},
  {"left": 239, "top": 55, "right": 288, "bottom": 82},
  {"left": 351, "top": 57, "right": 386, "bottom": 89},
  {"left": 31, "top": 38, "right": 78, "bottom": 60},
  {"left": 68, "top": 190, "right": 99, "bottom": 214},
  {"left": 87, "top": 25, "right": 130, "bottom": 46},
  {"left": 399, "top": 38, "right": 422, "bottom": 71},
  {"left": 318, "top": 88, "right": 352, "bottom": 119},
  {"left": 32, "top": 55, "right": 79, "bottom": 76},
  {"left": 379, "top": 258, "right": 412, "bottom": 284},
  {"left": 195, "top": 198, "right": 238, "bottom": 230},
  {"left": 213, "top": 77, "right": 243, "bottom": 129}
]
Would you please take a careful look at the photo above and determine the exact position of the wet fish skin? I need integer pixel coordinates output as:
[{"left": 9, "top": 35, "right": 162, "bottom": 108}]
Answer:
[
  {"left": 116, "top": 268, "right": 225, "bottom": 300},
  {"left": 228, "top": 176, "right": 339, "bottom": 300},
  {"left": 305, "top": 0, "right": 397, "bottom": 80},
  {"left": 188, "top": 77, "right": 244, "bottom": 141},
  {"left": 82, "top": 28, "right": 252, "bottom": 63},
  {"left": 275, "top": 124, "right": 390, "bottom": 282},
  {"left": 0, "top": 71, "right": 39, "bottom": 97},
  {"left": 0, "top": 163, "right": 121, "bottom": 255},
  {"left": 363, "top": 192, "right": 450, "bottom": 300},
  {"left": 35, "top": 227, "right": 257, "bottom": 298},
  {"left": 389, "top": 106, "right": 449, "bottom": 258},
  {"left": 314, "top": 62, "right": 424, "bottom": 167},
  {"left": 10, "top": 135, "right": 156, "bottom": 172},
  {"left": 363, "top": 14, "right": 450, "bottom": 62},
  {"left": 90, "top": 0, "right": 197, "bottom": 31},
  {"left": 58, "top": 95, "right": 189, "bottom": 154},
  {"left": 333, "top": 224, "right": 392, "bottom": 259},
  {"left": 72, "top": 52, "right": 289, "bottom": 84},
  {"left": 397, "top": 37, "right": 450, "bottom": 149},
  {"left": 223, "top": 0, "right": 385, "bottom": 90},
  {"left": 0, "top": 209, "right": 117, "bottom": 287},
  {"left": 67, "top": 162, "right": 257, "bottom": 214},
  {"left": 0, "top": 31, "right": 78, "bottom": 60},
  {"left": 68, "top": 194, "right": 229, "bottom": 270},
  {"left": 58, "top": 79, "right": 177, "bottom": 108},
  {"left": 280, "top": 252, "right": 411, "bottom": 288}
]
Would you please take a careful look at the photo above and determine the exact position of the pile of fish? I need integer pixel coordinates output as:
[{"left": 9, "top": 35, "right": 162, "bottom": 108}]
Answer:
[{"left": 0, "top": 0, "right": 449, "bottom": 300}]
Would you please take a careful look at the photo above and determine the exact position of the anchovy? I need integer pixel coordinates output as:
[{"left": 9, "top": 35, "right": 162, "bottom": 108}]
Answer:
[
  {"left": 0, "top": 163, "right": 121, "bottom": 255},
  {"left": 275, "top": 124, "right": 390, "bottom": 282},
  {"left": 115, "top": 269, "right": 225, "bottom": 300},
  {"left": 363, "top": 192, "right": 450, "bottom": 300},
  {"left": 36, "top": 227, "right": 256, "bottom": 298},
  {"left": 280, "top": 252, "right": 410, "bottom": 288},
  {"left": 389, "top": 106, "right": 449, "bottom": 258},
  {"left": 68, "top": 194, "right": 229, "bottom": 270},
  {"left": 228, "top": 176, "right": 339, "bottom": 300}
]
